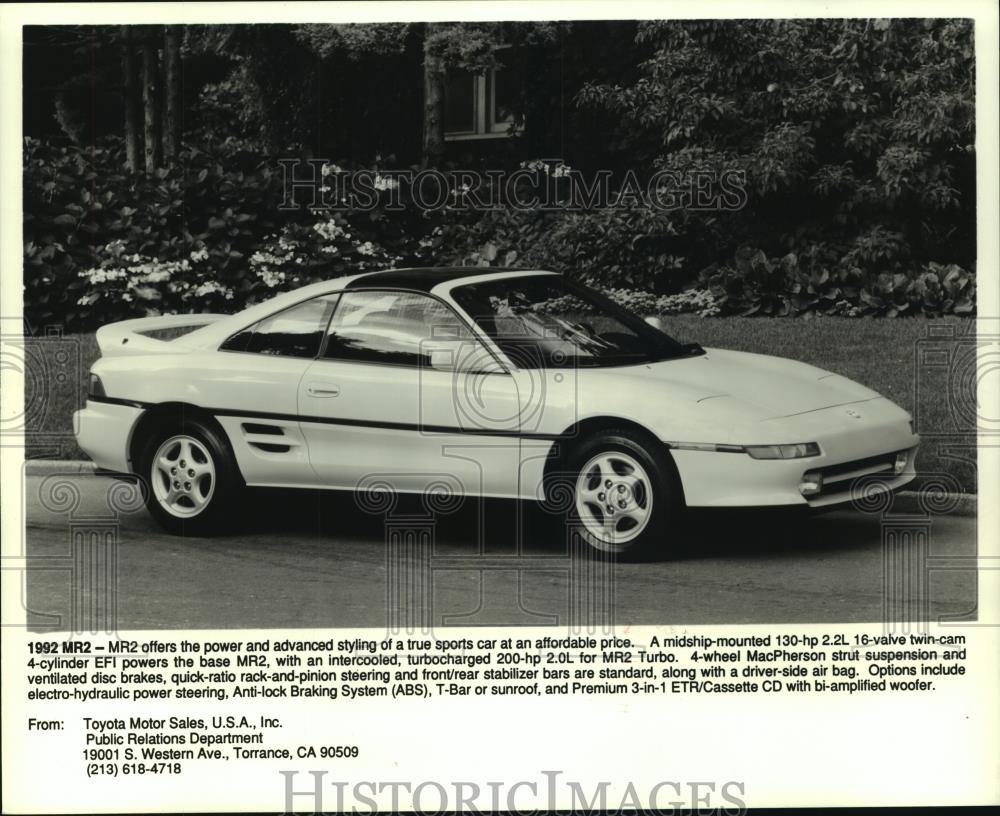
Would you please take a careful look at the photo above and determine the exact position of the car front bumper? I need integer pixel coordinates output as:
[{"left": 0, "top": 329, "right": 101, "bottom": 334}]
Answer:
[
  {"left": 669, "top": 400, "right": 920, "bottom": 509},
  {"left": 73, "top": 400, "right": 144, "bottom": 474}
]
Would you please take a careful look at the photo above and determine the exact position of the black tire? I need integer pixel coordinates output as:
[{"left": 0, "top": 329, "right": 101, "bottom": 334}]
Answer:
[
  {"left": 558, "top": 427, "right": 684, "bottom": 560},
  {"left": 137, "top": 416, "right": 242, "bottom": 536}
]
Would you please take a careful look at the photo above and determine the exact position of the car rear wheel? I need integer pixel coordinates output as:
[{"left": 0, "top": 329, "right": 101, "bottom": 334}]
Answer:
[
  {"left": 139, "top": 418, "right": 240, "bottom": 536},
  {"left": 565, "top": 428, "right": 683, "bottom": 559}
]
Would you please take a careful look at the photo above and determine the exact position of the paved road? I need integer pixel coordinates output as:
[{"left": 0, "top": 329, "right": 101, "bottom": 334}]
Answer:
[{"left": 19, "top": 473, "right": 977, "bottom": 631}]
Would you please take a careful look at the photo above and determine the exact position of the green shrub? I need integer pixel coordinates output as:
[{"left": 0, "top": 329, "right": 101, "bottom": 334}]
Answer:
[
  {"left": 246, "top": 214, "right": 400, "bottom": 301},
  {"left": 24, "top": 137, "right": 287, "bottom": 330},
  {"left": 75, "top": 240, "right": 233, "bottom": 321},
  {"left": 23, "top": 139, "right": 422, "bottom": 330},
  {"left": 699, "top": 249, "right": 975, "bottom": 318},
  {"left": 535, "top": 286, "right": 720, "bottom": 318},
  {"left": 24, "top": 136, "right": 976, "bottom": 328},
  {"left": 430, "top": 206, "right": 689, "bottom": 292}
]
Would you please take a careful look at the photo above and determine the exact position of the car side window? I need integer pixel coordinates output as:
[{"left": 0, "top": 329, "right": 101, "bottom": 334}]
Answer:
[
  {"left": 323, "top": 290, "right": 474, "bottom": 367},
  {"left": 221, "top": 295, "right": 339, "bottom": 358}
]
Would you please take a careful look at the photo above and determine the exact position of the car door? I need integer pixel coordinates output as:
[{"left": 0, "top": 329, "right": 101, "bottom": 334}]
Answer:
[
  {"left": 209, "top": 294, "right": 339, "bottom": 487},
  {"left": 298, "top": 289, "right": 523, "bottom": 500}
]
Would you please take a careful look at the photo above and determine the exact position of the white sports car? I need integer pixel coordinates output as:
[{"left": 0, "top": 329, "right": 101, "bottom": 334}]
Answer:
[{"left": 75, "top": 267, "right": 918, "bottom": 556}]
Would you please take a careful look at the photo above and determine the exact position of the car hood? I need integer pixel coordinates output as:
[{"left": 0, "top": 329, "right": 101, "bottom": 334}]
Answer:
[{"left": 599, "top": 347, "right": 882, "bottom": 421}]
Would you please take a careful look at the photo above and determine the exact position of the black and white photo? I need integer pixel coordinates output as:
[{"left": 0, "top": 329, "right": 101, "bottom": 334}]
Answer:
[{"left": 1, "top": 2, "right": 997, "bottom": 812}]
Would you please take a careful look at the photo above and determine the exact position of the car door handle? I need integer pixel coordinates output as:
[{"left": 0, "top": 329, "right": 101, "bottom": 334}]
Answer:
[{"left": 306, "top": 382, "right": 340, "bottom": 398}]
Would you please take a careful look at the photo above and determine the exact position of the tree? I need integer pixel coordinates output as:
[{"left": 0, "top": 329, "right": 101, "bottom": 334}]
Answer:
[
  {"left": 577, "top": 19, "right": 976, "bottom": 272},
  {"left": 121, "top": 27, "right": 142, "bottom": 172},
  {"left": 185, "top": 25, "right": 322, "bottom": 155},
  {"left": 421, "top": 24, "right": 446, "bottom": 168},
  {"left": 141, "top": 37, "right": 162, "bottom": 173},
  {"left": 294, "top": 21, "right": 560, "bottom": 166},
  {"left": 163, "top": 25, "right": 182, "bottom": 162}
]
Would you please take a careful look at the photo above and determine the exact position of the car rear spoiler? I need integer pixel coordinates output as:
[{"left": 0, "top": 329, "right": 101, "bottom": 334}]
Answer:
[{"left": 95, "top": 314, "right": 227, "bottom": 357}]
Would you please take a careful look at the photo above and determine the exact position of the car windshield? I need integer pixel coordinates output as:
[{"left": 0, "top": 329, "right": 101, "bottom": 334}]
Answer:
[{"left": 450, "top": 274, "right": 697, "bottom": 368}]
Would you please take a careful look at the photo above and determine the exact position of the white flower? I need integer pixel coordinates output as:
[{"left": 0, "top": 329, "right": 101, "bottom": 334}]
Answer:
[
  {"left": 80, "top": 267, "right": 127, "bottom": 285},
  {"left": 251, "top": 249, "right": 291, "bottom": 267},
  {"left": 192, "top": 281, "right": 233, "bottom": 299},
  {"left": 356, "top": 241, "right": 376, "bottom": 257},
  {"left": 137, "top": 269, "right": 171, "bottom": 284},
  {"left": 190, "top": 248, "right": 209, "bottom": 263},
  {"left": 313, "top": 219, "right": 346, "bottom": 242},
  {"left": 257, "top": 269, "right": 288, "bottom": 288}
]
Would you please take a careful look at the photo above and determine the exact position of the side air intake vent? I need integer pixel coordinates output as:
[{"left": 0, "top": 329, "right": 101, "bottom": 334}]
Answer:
[
  {"left": 242, "top": 423, "right": 284, "bottom": 436},
  {"left": 248, "top": 442, "right": 291, "bottom": 454}
]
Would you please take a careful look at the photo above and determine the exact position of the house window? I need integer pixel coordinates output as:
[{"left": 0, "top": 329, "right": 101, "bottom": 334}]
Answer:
[
  {"left": 444, "top": 67, "right": 516, "bottom": 141},
  {"left": 445, "top": 70, "right": 477, "bottom": 134}
]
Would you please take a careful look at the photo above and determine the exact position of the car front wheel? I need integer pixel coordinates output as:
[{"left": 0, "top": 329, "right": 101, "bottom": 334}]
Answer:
[{"left": 567, "top": 429, "right": 683, "bottom": 558}]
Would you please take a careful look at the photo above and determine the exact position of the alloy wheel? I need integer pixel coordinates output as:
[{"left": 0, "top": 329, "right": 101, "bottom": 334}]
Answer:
[
  {"left": 574, "top": 451, "right": 654, "bottom": 545},
  {"left": 150, "top": 434, "right": 216, "bottom": 518}
]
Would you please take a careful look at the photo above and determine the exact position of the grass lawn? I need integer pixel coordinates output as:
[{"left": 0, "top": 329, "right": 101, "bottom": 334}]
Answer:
[{"left": 22, "top": 316, "right": 977, "bottom": 493}]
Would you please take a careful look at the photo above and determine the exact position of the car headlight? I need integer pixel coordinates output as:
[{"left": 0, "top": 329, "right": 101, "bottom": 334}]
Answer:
[
  {"left": 88, "top": 372, "right": 106, "bottom": 399},
  {"left": 746, "top": 442, "right": 821, "bottom": 460}
]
